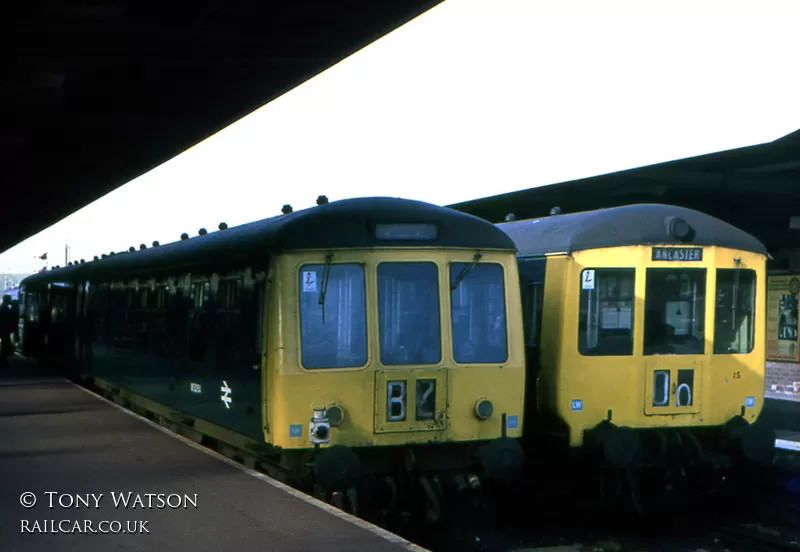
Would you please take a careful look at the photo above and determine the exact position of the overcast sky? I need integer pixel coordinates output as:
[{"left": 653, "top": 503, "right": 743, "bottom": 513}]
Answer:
[{"left": 2, "top": 0, "right": 799, "bottom": 274}]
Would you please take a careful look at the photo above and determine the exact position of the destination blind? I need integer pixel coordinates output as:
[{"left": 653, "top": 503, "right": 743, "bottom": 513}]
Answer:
[{"left": 651, "top": 247, "right": 703, "bottom": 261}]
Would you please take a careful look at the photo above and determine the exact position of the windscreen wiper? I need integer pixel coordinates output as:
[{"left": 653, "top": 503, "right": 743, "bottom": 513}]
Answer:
[
  {"left": 451, "top": 252, "right": 483, "bottom": 291},
  {"left": 319, "top": 253, "right": 334, "bottom": 323}
]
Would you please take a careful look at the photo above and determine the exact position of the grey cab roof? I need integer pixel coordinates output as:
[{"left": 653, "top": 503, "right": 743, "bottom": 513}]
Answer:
[
  {"left": 22, "top": 196, "right": 515, "bottom": 286},
  {"left": 497, "top": 203, "right": 768, "bottom": 257}
]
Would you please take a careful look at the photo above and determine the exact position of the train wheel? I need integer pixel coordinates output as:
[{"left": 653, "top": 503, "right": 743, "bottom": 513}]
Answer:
[
  {"left": 624, "top": 468, "right": 644, "bottom": 517},
  {"left": 598, "top": 466, "right": 623, "bottom": 511},
  {"left": 346, "top": 486, "right": 359, "bottom": 517},
  {"left": 313, "top": 484, "right": 327, "bottom": 503},
  {"left": 598, "top": 467, "right": 644, "bottom": 517}
]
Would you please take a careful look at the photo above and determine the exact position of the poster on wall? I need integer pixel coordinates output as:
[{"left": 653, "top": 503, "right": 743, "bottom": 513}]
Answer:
[{"left": 766, "top": 274, "right": 800, "bottom": 362}]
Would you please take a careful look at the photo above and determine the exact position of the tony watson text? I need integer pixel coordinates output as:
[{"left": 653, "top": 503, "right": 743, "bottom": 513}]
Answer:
[{"left": 44, "top": 492, "right": 198, "bottom": 509}]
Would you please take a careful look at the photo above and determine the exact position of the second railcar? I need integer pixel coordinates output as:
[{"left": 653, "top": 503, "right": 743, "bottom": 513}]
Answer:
[{"left": 497, "top": 204, "right": 774, "bottom": 477}]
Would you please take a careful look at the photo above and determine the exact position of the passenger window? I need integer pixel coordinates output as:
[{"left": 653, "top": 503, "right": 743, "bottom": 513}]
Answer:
[
  {"left": 714, "top": 269, "right": 756, "bottom": 354},
  {"left": 578, "top": 268, "right": 635, "bottom": 356},
  {"left": 644, "top": 268, "right": 706, "bottom": 355},
  {"left": 191, "top": 282, "right": 209, "bottom": 309},
  {"left": 450, "top": 263, "right": 508, "bottom": 364},
  {"left": 378, "top": 262, "right": 441, "bottom": 366},
  {"left": 299, "top": 263, "right": 367, "bottom": 369},
  {"left": 218, "top": 279, "right": 241, "bottom": 311},
  {"left": 156, "top": 286, "right": 169, "bottom": 309}
]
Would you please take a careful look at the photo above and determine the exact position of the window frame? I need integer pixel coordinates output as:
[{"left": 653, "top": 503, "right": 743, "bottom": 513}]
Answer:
[
  {"left": 577, "top": 267, "right": 636, "bottom": 357},
  {"left": 376, "top": 260, "right": 442, "bottom": 367},
  {"left": 643, "top": 267, "right": 707, "bottom": 356},
  {"left": 713, "top": 268, "right": 757, "bottom": 355},
  {"left": 449, "top": 261, "right": 509, "bottom": 365},
  {"left": 297, "top": 261, "right": 369, "bottom": 370}
]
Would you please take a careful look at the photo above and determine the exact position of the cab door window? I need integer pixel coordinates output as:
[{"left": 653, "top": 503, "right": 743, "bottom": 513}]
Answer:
[
  {"left": 644, "top": 268, "right": 706, "bottom": 355},
  {"left": 377, "top": 262, "right": 441, "bottom": 366}
]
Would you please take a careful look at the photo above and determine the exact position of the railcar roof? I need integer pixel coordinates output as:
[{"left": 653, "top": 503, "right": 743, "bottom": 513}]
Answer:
[
  {"left": 22, "top": 197, "right": 515, "bottom": 285},
  {"left": 497, "top": 203, "right": 768, "bottom": 257}
]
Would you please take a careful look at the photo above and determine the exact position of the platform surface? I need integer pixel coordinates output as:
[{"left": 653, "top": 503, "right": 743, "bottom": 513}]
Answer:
[{"left": 0, "top": 356, "right": 424, "bottom": 552}]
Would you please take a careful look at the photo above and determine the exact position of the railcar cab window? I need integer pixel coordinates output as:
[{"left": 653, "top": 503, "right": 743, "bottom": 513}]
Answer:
[
  {"left": 578, "top": 269, "right": 635, "bottom": 356},
  {"left": 714, "top": 269, "right": 756, "bottom": 354},
  {"left": 450, "top": 263, "right": 508, "bottom": 364},
  {"left": 644, "top": 268, "right": 706, "bottom": 355},
  {"left": 378, "top": 262, "right": 441, "bottom": 365},
  {"left": 299, "top": 263, "right": 367, "bottom": 369}
]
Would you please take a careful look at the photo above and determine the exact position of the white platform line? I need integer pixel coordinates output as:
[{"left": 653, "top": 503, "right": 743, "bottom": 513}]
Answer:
[
  {"left": 775, "top": 439, "right": 800, "bottom": 452},
  {"left": 765, "top": 394, "right": 800, "bottom": 403},
  {"left": 69, "top": 379, "right": 430, "bottom": 552}
]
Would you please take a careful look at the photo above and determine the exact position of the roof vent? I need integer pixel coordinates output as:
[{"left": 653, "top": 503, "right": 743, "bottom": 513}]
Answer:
[
  {"left": 140, "top": 244, "right": 147, "bottom": 250},
  {"left": 281, "top": 204, "right": 293, "bottom": 214},
  {"left": 152, "top": 241, "right": 160, "bottom": 247},
  {"left": 199, "top": 228, "right": 207, "bottom": 236},
  {"left": 218, "top": 222, "right": 228, "bottom": 231},
  {"left": 180, "top": 233, "right": 189, "bottom": 241},
  {"left": 128, "top": 246, "right": 136, "bottom": 252},
  {"left": 550, "top": 206, "right": 562, "bottom": 216},
  {"left": 317, "top": 195, "right": 329, "bottom": 206},
  {"left": 505, "top": 213, "right": 517, "bottom": 222}
]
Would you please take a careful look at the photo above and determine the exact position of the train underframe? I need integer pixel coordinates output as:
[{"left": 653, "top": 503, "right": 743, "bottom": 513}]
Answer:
[
  {"left": 522, "top": 417, "right": 776, "bottom": 516},
  {"left": 77, "top": 371, "right": 525, "bottom": 527},
  {"left": 291, "top": 436, "right": 525, "bottom": 526},
  {"left": 24, "top": 341, "right": 526, "bottom": 527}
]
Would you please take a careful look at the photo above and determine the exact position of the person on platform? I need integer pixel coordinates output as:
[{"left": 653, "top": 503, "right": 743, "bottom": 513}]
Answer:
[{"left": 0, "top": 295, "right": 15, "bottom": 365}]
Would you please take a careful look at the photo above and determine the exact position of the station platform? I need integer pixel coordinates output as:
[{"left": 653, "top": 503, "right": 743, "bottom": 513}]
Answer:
[
  {"left": 762, "top": 395, "right": 800, "bottom": 432},
  {"left": 0, "top": 355, "right": 427, "bottom": 552},
  {"left": 775, "top": 431, "right": 800, "bottom": 452},
  {"left": 762, "top": 396, "right": 800, "bottom": 452}
]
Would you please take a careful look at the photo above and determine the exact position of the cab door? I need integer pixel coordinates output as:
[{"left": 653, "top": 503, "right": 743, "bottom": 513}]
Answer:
[
  {"left": 372, "top": 261, "right": 447, "bottom": 434},
  {"left": 641, "top": 262, "right": 708, "bottom": 416}
]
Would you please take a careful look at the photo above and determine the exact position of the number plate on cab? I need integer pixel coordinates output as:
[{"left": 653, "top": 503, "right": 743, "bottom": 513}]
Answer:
[{"left": 374, "top": 368, "right": 447, "bottom": 433}]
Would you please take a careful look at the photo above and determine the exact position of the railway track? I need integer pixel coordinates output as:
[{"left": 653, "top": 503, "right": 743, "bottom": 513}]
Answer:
[
  {"left": 717, "top": 522, "right": 800, "bottom": 552},
  {"left": 412, "top": 458, "right": 800, "bottom": 552}
]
